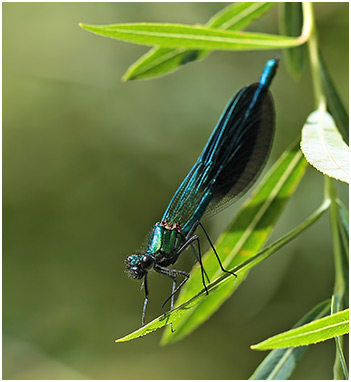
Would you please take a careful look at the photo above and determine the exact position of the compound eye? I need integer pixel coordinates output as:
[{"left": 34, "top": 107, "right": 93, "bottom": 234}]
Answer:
[{"left": 141, "top": 255, "right": 154, "bottom": 271}]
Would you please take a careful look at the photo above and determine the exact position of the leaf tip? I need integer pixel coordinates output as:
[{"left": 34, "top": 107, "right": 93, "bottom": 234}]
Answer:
[
  {"left": 250, "top": 344, "right": 259, "bottom": 351},
  {"left": 121, "top": 72, "right": 133, "bottom": 82},
  {"left": 79, "top": 23, "right": 96, "bottom": 33}
]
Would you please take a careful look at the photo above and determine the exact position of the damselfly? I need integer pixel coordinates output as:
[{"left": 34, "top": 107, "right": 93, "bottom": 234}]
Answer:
[{"left": 126, "top": 58, "right": 279, "bottom": 326}]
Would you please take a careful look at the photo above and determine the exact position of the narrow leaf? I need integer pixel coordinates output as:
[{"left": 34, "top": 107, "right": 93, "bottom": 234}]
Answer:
[
  {"left": 209, "top": 2, "right": 274, "bottom": 31},
  {"left": 249, "top": 300, "right": 331, "bottom": 380},
  {"left": 123, "top": 2, "right": 275, "bottom": 81},
  {"left": 161, "top": 142, "right": 307, "bottom": 345},
  {"left": 332, "top": 295, "right": 349, "bottom": 380},
  {"left": 337, "top": 199, "right": 349, "bottom": 238},
  {"left": 116, "top": 199, "right": 329, "bottom": 343},
  {"left": 122, "top": 47, "right": 207, "bottom": 82},
  {"left": 301, "top": 110, "right": 349, "bottom": 183},
  {"left": 279, "top": 2, "right": 307, "bottom": 80},
  {"left": 337, "top": 201, "right": 349, "bottom": 300},
  {"left": 251, "top": 309, "right": 349, "bottom": 350},
  {"left": 329, "top": 184, "right": 349, "bottom": 380},
  {"left": 320, "top": 54, "right": 349, "bottom": 141},
  {"left": 334, "top": 336, "right": 349, "bottom": 380},
  {"left": 79, "top": 23, "right": 304, "bottom": 51}
]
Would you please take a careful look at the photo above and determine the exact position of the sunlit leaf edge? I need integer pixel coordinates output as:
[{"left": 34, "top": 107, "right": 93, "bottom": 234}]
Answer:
[
  {"left": 123, "top": 2, "right": 276, "bottom": 81},
  {"left": 249, "top": 299, "right": 331, "bottom": 380},
  {"left": 251, "top": 308, "right": 349, "bottom": 350}
]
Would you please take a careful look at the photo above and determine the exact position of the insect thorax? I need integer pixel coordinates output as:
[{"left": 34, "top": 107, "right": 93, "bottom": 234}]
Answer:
[{"left": 146, "top": 220, "right": 184, "bottom": 266}]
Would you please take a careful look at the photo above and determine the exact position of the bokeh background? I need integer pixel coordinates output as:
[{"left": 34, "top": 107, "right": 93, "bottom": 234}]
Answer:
[{"left": 3, "top": 2, "right": 348, "bottom": 380}]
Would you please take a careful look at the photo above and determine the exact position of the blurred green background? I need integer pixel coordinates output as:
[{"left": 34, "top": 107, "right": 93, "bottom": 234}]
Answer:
[{"left": 3, "top": 2, "right": 348, "bottom": 380}]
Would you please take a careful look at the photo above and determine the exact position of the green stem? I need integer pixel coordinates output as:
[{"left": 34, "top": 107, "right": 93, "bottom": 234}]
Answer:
[
  {"left": 173, "top": 199, "right": 330, "bottom": 310},
  {"left": 303, "top": 3, "right": 347, "bottom": 378},
  {"left": 223, "top": 198, "right": 331, "bottom": 283},
  {"left": 303, "top": 2, "right": 326, "bottom": 111},
  {"left": 325, "top": 177, "right": 348, "bottom": 379},
  {"left": 327, "top": 179, "right": 345, "bottom": 299},
  {"left": 332, "top": 296, "right": 349, "bottom": 380},
  {"left": 319, "top": 55, "right": 349, "bottom": 141}
]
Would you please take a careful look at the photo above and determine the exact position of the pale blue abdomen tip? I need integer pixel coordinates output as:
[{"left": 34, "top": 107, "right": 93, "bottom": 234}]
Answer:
[{"left": 259, "top": 57, "right": 280, "bottom": 88}]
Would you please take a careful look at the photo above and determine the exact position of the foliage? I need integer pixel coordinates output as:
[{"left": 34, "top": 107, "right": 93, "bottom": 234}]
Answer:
[
  {"left": 301, "top": 110, "right": 349, "bottom": 183},
  {"left": 81, "top": 2, "right": 349, "bottom": 379},
  {"left": 251, "top": 308, "right": 349, "bottom": 350},
  {"left": 249, "top": 300, "right": 331, "bottom": 380}
]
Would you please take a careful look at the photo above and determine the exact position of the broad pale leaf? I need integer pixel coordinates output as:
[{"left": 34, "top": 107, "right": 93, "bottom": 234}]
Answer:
[{"left": 301, "top": 110, "right": 349, "bottom": 183}]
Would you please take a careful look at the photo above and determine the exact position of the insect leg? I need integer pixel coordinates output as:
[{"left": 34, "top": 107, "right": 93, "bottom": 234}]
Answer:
[
  {"left": 189, "top": 242, "right": 211, "bottom": 284},
  {"left": 177, "top": 235, "right": 209, "bottom": 295},
  {"left": 196, "top": 220, "right": 237, "bottom": 280},
  {"left": 154, "top": 265, "right": 190, "bottom": 316},
  {"left": 142, "top": 273, "right": 149, "bottom": 327},
  {"left": 167, "top": 271, "right": 177, "bottom": 332},
  {"left": 179, "top": 224, "right": 210, "bottom": 284}
]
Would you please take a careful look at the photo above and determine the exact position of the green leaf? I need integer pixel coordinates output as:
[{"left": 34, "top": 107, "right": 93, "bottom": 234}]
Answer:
[
  {"left": 329, "top": 182, "right": 349, "bottom": 380},
  {"left": 320, "top": 54, "right": 349, "bottom": 142},
  {"left": 123, "top": 2, "right": 275, "bottom": 81},
  {"left": 337, "top": 201, "right": 349, "bottom": 300},
  {"left": 116, "top": 198, "right": 329, "bottom": 343},
  {"left": 301, "top": 110, "right": 349, "bottom": 183},
  {"left": 160, "top": 142, "right": 307, "bottom": 345},
  {"left": 209, "top": 2, "right": 275, "bottom": 31},
  {"left": 249, "top": 300, "right": 331, "bottom": 380},
  {"left": 326, "top": 180, "right": 348, "bottom": 309},
  {"left": 79, "top": 23, "right": 304, "bottom": 51},
  {"left": 338, "top": 202, "right": 349, "bottom": 305},
  {"left": 279, "top": 2, "right": 307, "bottom": 80},
  {"left": 337, "top": 199, "right": 349, "bottom": 238},
  {"left": 122, "top": 47, "right": 207, "bottom": 82},
  {"left": 251, "top": 309, "right": 349, "bottom": 350},
  {"left": 334, "top": 334, "right": 349, "bottom": 380},
  {"left": 331, "top": 295, "right": 349, "bottom": 380},
  {"left": 326, "top": 180, "right": 348, "bottom": 379}
]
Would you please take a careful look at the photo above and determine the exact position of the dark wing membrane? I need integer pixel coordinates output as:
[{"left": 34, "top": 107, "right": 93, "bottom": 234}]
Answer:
[
  {"left": 162, "top": 83, "right": 275, "bottom": 232},
  {"left": 203, "top": 84, "right": 275, "bottom": 219},
  {"left": 161, "top": 159, "right": 212, "bottom": 232},
  {"left": 161, "top": 91, "right": 245, "bottom": 232}
]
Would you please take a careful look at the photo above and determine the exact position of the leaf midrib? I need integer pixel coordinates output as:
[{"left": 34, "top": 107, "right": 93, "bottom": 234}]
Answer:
[
  {"left": 96, "top": 25, "right": 298, "bottom": 47},
  {"left": 267, "top": 348, "right": 295, "bottom": 379},
  {"left": 271, "top": 319, "right": 349, "bottom": 344}
]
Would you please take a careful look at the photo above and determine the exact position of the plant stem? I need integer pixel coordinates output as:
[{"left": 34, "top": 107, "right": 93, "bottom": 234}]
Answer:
[
  {"left": 303, "top": 2, "right": 348, "bottom": 378},
  {"left": 327, "top": 179, "right": 345, "bottom": 300},
  {"left": 326, "top": 177, "right": 348, "bottom": 379},
  {"left": 227, "top": 198, "right": 331, "bottom": 281},
  {"left": 303, "top": 2, "right": 326, "bottom": 111}
]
